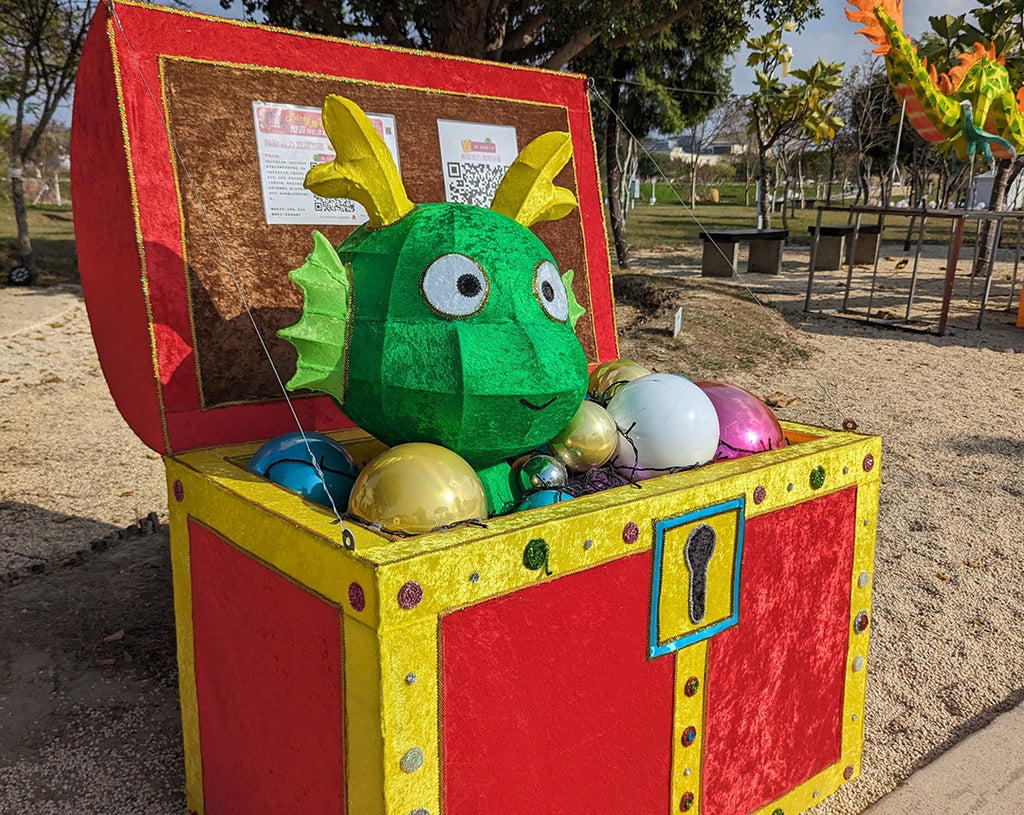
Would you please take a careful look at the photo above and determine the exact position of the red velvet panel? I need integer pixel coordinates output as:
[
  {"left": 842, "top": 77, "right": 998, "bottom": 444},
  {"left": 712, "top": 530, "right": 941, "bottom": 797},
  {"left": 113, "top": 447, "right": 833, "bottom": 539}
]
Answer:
[
  {"left": 703, "top": 488, "right": 857, "bottom": 814},
  {"left": 441, "top": 553, "right": 675, "bottom": 815},
  {"left": 189, "top": 522, "right": 345, "bottom": 814}
]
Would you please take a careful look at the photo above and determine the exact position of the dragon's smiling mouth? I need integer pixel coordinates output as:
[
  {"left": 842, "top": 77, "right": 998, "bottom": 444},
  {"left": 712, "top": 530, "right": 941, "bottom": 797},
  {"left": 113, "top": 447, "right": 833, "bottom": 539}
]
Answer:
[{"left": 520, "top": 396, "right": 557, "bottom": 411}]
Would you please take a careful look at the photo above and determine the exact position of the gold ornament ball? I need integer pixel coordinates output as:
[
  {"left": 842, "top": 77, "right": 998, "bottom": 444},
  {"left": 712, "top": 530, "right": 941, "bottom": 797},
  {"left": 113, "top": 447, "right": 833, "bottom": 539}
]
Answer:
[
  {"left": 589, "top": 359, "right": 651, "bottom": 400},
  {"left": 587, "top": 360, "right": 623, "bottom": 394},
  {"left": 547, "top": 400, "right": 619, "bottom": 471},
  {"left": 348, "top": 443, "right": 487, "bottom": 535}
]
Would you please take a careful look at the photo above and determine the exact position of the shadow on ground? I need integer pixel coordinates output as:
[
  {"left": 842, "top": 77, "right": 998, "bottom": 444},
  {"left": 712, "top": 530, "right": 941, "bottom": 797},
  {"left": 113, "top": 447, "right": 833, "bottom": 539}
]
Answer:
[{"left": 0, "top": 529, "right": 184, "bottom": 813}]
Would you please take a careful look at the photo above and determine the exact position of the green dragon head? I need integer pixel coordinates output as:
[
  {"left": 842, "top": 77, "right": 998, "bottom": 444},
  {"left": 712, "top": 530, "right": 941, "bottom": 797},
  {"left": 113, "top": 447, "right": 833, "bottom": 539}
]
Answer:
[{"left": 280, "top": 95, "right": 589, "bottom": 469}]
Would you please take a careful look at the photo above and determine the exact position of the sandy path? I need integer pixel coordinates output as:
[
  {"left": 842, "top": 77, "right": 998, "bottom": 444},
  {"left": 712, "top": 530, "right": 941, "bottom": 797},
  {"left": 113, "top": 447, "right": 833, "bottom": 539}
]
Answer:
[{"left": 1, "top": 286, "right": 167, "bottom": 579}]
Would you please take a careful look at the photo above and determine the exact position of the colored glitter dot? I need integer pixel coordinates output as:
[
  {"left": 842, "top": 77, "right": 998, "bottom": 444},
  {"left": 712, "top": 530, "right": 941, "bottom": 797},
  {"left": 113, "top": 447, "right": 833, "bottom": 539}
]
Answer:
[
  {"left": 400, "top": 747, "right": 424, "bottom": 773},
  {"left": 405, "top": 673, "right": 417, "bottom": 685},
  {"left": 773, "top": 809, "right": 784, "bottom": 815},
  {"left": 863, "top": 453, "right": 875, "bottom": 472},
  {"left": 753, "top": 485, "right": 766, "bottom": 505},
  {"left": 623, "top": 521, "right": 640, "bottom": 544},
  {"left": 853, "top": 610, "right": 869, "bottom": 634},
  {"left": 682, "top": 726, "right": 697, "bottom": 746},
  {"left": 844, "top": 765, "right": 855, "bottom": 780},
  {"left": 810, "top": 466, "right": 826, "bottom": 489},
  {"left": 843, "top": 466, "right": 850, "bottom": 475},
  {"left": 523, "top": 539, "right": 550, "bottom": 573},
  {"left": 680, "top": 792, "right": 695, "bottom": 811},
  {"left": 398, "top": 582, "right": 423, "bottom": 609},
  {"left": 348, "top": 582, "right": 365, "bottom": 612},
  {"left": 787, "top": 482, "right": 794, "bottom": 491},
  {"left": 584, "top": 539, "right": 594, "bottom": 550},
  {"left": 853, "top": 655, "right": 865, "bottom": 672},
  {"left": 469, "top": 572, "right": 480, "bottom": 583},
  {"left": 685, "top": 676, "right": 700, "bottom": 697},
  {"left": 173, "top": 480, "right": 184, "bottom": 502}
]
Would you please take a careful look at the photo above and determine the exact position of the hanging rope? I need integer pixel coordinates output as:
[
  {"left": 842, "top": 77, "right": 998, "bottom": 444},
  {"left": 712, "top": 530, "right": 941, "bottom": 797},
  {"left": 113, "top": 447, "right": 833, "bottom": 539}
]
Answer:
[
  {"left": 592, "top": 88, "right": 857, "bottom": 429},
  {"left": 108, "top": 6, "right": 354, "bottom": 547}
]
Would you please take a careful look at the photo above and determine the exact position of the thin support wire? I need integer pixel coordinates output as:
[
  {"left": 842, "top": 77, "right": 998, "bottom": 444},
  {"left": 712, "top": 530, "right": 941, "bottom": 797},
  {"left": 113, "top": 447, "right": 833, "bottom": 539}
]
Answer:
[
  {"left": 592, "top": 89, "right": 854, "bottom": 427},
  {"left": 108, "top": 7, "right": 352, "bottom": 546}
]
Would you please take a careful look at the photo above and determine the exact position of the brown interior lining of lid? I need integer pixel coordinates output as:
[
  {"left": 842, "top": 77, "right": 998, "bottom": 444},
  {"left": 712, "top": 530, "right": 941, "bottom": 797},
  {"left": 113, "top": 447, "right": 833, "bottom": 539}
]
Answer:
[{"left": 163, "top": 58, "right": 597, "bottom": 408}]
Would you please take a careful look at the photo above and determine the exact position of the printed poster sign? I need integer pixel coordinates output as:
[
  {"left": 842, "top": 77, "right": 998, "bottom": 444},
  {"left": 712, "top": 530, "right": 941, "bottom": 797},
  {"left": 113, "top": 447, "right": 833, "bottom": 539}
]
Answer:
[
  {"left": 437, "top": 119, "right": 518, "bottom": 208},
  {"left": 252, "top": 102, "right": 400, "bottom": 225}
]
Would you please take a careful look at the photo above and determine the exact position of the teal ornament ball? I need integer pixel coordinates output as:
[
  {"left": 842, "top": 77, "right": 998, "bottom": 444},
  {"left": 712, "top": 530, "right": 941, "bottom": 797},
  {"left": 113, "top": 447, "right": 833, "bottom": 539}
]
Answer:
[
  {"left": 515, "top": 488, "right": 574, "bottom": 511},
  {"left": 248, "top": 431, "right": 358, "bottom": 510}
]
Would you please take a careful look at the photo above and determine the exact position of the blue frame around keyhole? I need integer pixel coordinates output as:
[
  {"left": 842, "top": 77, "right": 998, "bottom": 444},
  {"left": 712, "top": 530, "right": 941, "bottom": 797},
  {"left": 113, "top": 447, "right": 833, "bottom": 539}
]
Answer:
[{"left": 648, "top": 496, "right": 745, "bottom": 659}]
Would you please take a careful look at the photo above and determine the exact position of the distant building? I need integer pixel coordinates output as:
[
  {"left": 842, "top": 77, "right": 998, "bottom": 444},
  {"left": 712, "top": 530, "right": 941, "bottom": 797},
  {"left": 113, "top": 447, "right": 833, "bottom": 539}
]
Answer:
[{"left": 645, "top": 133, "right": 747, "bottom": 167}]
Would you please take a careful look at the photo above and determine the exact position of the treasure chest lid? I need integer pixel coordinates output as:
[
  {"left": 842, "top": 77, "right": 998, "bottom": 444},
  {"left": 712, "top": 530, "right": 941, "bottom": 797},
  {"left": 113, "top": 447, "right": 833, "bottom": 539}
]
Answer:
[{"left": 71, "top": 0, "right": 618, "bottom": 456}]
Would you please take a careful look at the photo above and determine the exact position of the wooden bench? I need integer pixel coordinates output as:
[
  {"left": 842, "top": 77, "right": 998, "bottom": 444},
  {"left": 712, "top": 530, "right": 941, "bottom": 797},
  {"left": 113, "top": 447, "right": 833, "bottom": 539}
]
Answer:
[
  {"left": 699, "top": 229, "right": 788, "bottom": 277},
  {"left": 807, "top": 223, "right": 881, "bottom": 270}
]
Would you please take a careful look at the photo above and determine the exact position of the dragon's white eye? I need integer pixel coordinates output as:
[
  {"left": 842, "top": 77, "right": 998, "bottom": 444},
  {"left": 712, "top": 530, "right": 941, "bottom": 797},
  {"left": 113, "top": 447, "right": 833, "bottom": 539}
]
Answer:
[
  {"left": 534, "top": 260, "right": 568, "bottom": 322},
  {"left": 421, "top": 254, "right": 489, "bottom": 318}
]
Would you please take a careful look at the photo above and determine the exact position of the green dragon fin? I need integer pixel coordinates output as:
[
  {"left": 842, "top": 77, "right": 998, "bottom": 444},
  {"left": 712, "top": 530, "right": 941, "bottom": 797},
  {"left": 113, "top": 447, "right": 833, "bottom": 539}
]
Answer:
[
  {"left": 491, "top": 131, "right": 578, "bottom": 228},
  {"left": 562, "top": 269, "right": 586, "bottom": 330},
  {"left": 279, "top": 230, "right": 352, "bottom": 400}
]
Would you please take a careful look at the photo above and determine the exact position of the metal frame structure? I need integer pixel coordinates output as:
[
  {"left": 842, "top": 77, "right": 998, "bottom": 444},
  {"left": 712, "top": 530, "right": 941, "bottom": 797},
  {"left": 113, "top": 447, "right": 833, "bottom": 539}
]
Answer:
[{"left": 804, "top": 205, "right": 1024, "bottom": 335}]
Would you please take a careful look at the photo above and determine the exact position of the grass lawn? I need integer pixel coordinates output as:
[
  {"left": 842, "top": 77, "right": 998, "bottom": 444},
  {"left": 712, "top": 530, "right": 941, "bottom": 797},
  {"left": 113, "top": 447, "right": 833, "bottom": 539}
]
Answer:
[
  {"left": 0, "top": 193, "right": 1011, "bottom": 289},
  {"left": 620, "top": 197, "right": 1008, "bottom": 254}
]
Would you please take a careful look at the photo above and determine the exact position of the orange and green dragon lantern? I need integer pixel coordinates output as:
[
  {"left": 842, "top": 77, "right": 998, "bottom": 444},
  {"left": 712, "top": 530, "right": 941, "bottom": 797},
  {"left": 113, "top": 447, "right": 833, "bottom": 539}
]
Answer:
[{"left": 846, "top": 0, "right": 1023, "bottom": 163}]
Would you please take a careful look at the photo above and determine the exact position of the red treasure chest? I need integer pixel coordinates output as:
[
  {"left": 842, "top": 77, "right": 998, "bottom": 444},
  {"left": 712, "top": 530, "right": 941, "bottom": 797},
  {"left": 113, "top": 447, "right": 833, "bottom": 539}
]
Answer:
[{"left": 71, "top": 4, "right": 881, "bottom": 814}]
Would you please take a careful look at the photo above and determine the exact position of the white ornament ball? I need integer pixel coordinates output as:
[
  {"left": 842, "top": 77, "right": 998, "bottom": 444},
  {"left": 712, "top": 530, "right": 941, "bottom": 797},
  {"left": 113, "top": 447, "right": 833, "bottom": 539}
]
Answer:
[{"left": 606, "top": 373, "right": 720, "bottom": 479}]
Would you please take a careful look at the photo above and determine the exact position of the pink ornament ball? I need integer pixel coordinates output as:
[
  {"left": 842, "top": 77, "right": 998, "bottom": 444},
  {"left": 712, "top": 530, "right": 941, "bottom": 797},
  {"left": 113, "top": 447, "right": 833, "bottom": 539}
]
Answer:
[{"left": 695, "top": 381, "right": 788, "bottom": 460}]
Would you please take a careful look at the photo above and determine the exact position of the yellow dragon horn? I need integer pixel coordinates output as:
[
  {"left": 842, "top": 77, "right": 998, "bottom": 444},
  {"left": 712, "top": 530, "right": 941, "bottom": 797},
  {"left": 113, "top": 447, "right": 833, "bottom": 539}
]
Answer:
[
  {"left": 491, "top": 131, "right": 578, "bottom": 227},
  {"left": 304, "top": 95, "right": 414, "bottom": 228}
]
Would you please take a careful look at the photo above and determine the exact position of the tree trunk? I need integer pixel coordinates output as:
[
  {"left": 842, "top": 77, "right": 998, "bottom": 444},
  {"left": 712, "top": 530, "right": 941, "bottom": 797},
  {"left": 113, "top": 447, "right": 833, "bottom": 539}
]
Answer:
[
  {"left": 974, "top": 158, "right": 1016, "bottom": 276},
  {"left": 757, "top": 148, "right": 771, "bottom": 229},
  {"left": 780, "top": 173, "right": 790, "bottom": 231},
  {"left": 9, "top": 156, "right": 37, "bottom": 279},
  {"left": 605, "top": 78, "right": 629, "bottom": 268},
  {"left": 826, "top": 146, "right": 836, "bottom": 204},
  {"left": 690, "top": 125, "right": 698, "bottom": 205}
]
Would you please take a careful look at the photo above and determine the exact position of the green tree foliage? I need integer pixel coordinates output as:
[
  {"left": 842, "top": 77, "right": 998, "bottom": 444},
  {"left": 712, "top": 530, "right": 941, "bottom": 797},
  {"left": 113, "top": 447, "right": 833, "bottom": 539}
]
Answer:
[
  {"left": 745, "top": 20, "right": 843, "bottom": 228},
  {"left": 226, "top": 0, "right": 823, "bottom": 70},
  {"left": 0, "top": 0, "right": 95, "bottom": 278}
]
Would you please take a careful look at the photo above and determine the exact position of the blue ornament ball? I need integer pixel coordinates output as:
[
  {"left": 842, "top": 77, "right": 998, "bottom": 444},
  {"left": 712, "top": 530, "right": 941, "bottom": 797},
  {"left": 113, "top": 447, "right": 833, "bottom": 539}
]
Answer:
[
  {"left": 248, "top": 431, "right": 359, "bottom": 510},
  {"left": 515, "top": 488, "right": 574, "bottom": 511}
]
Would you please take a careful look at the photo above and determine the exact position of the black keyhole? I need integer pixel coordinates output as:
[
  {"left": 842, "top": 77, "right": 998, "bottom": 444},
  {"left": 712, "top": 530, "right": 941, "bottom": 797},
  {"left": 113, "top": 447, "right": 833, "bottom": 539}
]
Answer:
[{"left": 684, "top": 524, "right": 716, "bottom": 624}]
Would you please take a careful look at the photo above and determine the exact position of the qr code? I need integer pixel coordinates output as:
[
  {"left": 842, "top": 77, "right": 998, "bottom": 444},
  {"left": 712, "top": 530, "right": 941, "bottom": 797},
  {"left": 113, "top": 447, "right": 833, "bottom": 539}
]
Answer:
[
  {"left": 445, "top": 161, "right": 509, "bottom": 207},
  {"left": 314, "top": 196, "right": 357, "bottom": 213}
]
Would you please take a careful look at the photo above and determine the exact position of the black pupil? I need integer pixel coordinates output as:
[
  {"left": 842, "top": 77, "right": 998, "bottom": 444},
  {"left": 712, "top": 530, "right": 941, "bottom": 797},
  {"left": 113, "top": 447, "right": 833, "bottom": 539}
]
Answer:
[
  {"left": 541, "top": 280, "right": 555, "bottom": 301},
  {"left": 457, "top": 273, "right": 482, "bottom": 298}
]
